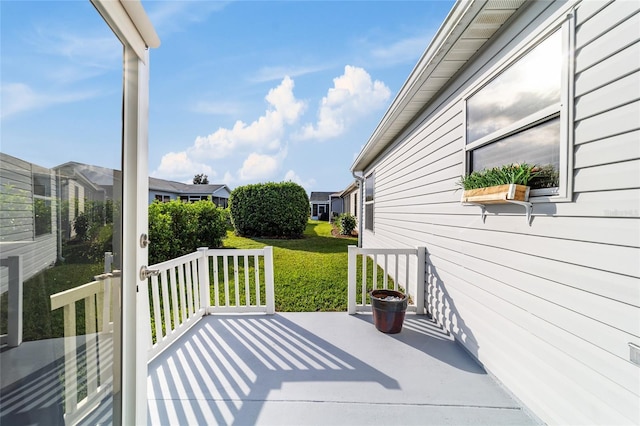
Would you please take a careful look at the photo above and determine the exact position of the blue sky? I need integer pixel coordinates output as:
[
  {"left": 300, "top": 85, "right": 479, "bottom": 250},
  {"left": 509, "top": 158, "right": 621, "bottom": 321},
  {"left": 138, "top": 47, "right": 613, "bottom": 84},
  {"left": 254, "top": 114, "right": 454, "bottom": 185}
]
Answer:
[{"left": 1, "top": 0, "right": 454, "bottom": 192}]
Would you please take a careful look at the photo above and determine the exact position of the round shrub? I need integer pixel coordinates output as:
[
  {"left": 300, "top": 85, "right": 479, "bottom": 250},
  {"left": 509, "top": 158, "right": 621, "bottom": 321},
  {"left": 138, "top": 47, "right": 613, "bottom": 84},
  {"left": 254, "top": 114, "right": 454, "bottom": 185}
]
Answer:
[
  {"left": 229, "top": 182, "right": 309, "bottom": 238},
  {"left": 337, "top": 213, "right": 356, "bottom": 235}
]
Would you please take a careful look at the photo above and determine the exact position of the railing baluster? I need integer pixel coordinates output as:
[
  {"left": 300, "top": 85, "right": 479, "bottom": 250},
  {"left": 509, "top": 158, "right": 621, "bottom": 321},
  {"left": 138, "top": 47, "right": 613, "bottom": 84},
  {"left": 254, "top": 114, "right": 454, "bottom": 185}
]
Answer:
[
  {"left": 190, "top": 259, "right": 199, "bottom": 312},
  {"left": 254, "top": 255, "right": 261, "bottom": 307},
  {"left": 151, "top": 274, "right": 162, "bottom": 344},
  {"left": 169, "top": 267, "right": 180, "bottom": 332},
  {"left": 160, "top": 270, "right": 171, "bottom": 337},
  {"left": 361, "top": 253, "right": 367, "bottom": 306},
  {"left": 185, "top": 261, "right": 194, "bottom": 316},
  {"left": 85, "top": 295, "right": 98, "bottom": 396},
  {"left": 394, "top": 254, "right": 399, "bottom": 291},
  {"left": 213, "top": 254, "right": 220, "bottom": 308},
  {"left": 233, "top": 256, "right": 240, "bottom": 307},
  {"left": 223, "top": 255, "right": 230, "bottom": 307},
  {"left": 383, "top": 254, "right": 388, "bottom": 289},
  {"left": 63, "top": 303, "right": 78, "bottom": 415},
  {"left": 244, "top": 255, "right": 250, "bottom": 307},
  {"left": 178, "top": 264, "right": 187, "bottom": 323}
]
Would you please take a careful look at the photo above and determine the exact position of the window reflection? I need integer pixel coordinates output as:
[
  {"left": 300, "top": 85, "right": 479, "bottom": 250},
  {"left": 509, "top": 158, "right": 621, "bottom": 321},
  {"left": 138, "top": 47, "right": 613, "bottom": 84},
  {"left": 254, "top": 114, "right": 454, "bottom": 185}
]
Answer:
[{"left": 467, "top": 30, "right": 561, "bottom": 143}]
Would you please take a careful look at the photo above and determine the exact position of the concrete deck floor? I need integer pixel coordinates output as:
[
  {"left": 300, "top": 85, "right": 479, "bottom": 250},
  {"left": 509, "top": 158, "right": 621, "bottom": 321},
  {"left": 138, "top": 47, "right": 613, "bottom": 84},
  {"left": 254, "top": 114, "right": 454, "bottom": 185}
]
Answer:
[{"left": 147, "top": 312, "right": 540, "bottom": 425}]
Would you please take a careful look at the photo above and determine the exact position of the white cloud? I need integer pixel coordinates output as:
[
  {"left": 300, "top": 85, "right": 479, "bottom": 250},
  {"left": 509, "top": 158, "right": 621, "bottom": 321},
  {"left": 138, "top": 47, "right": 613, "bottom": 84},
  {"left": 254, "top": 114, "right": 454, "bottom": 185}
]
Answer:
[
  {"left": 298, "top": 65, "right": 390, "bottom": 141},
  {"left": 0, "top": 83, "right": 99, "bottom": 119},
  {"left": 152, "top": 151, "right": 216, "bottom": 182},
  {"left": 238, "top": 150, "right": 286, "bottom": 181},
  {"left": 147, "top": 1, "right": 228, "bottom": 36},
  {"left": 283, "top": 170, "right": 316, "bottom": 192},
  {"left": 188, "top": 76, "right": 305, "bottom": 159},
  {"left": 250, "top": 64, "right": 328, "bottom": 83}
]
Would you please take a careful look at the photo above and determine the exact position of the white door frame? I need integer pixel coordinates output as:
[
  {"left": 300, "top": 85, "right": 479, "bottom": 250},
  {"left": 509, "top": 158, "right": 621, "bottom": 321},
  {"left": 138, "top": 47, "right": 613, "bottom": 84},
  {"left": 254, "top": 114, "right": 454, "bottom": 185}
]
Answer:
[{"left": 91, "top": 1, "right": 159, "bottom": 424}]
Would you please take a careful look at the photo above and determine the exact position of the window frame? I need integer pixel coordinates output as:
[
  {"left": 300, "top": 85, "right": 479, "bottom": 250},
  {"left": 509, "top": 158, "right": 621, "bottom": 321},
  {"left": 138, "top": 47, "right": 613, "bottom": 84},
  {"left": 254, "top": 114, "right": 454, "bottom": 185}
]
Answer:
[
  {"left": 33, "top": 172, "right": 53, "bottom": 237},
  {"left": 462, "top": 11, "right": 575, "bottom": 203},
  {"left": 364, "top": 172, "right": 374, "bottom": 231}
]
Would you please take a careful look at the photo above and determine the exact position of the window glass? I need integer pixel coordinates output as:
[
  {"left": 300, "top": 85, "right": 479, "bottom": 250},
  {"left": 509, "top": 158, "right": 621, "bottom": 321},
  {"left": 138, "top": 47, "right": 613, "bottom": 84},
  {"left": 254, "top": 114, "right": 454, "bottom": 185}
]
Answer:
[
  {"left": 365, "top": 174, "right": 374, "bottom": 202},
  {"left": 471, "top": 118, "right": 560, "bottom": 172},
  {"left": 466, "top": 30, "right": 561, "bottom": 144},
  {"left": 364, "top": 173, "right": 374, "bottom": 231}
]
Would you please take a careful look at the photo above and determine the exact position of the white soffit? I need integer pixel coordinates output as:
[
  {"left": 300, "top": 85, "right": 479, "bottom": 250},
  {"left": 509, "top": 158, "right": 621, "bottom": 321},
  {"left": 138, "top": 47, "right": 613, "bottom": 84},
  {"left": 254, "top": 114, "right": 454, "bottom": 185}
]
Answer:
[{"left": 351, "top": 0, "right": 527, "bottom": 172}]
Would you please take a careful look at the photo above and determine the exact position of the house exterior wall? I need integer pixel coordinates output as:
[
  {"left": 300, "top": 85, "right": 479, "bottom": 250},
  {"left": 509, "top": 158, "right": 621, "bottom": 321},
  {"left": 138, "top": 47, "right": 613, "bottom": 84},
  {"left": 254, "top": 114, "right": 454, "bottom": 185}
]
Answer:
[
  {"left": 0, "top": 154, "right": 58, "bottom": 291},
  {"left": 361, "top": 1, "right": 640, "bottom": 424}
]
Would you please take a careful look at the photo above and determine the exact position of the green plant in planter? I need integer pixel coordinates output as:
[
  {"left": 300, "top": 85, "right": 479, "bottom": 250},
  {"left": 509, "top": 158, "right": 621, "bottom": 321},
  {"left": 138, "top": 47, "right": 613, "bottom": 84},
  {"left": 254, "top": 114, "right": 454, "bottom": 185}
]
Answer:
[{"left": 458, "top": 163, "right": 549, "bottom": 190}]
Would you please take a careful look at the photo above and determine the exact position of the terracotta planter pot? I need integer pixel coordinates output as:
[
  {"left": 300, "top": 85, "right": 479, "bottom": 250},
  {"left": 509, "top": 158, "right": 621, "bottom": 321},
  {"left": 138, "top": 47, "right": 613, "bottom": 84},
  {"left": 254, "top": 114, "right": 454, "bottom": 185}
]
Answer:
[{"left": 370, "top": 289, "right": 408, "bottom": 334}]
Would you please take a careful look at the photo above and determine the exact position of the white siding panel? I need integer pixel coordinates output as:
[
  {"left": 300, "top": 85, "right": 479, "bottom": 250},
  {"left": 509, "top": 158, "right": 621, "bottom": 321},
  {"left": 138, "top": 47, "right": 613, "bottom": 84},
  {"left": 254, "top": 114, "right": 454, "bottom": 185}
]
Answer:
[
  {"left": 575, "top": 72, "right": 640, "bottom": 120},
  {"left": 575, "top": 11, "right": 640, "bottom": 73},
  {"left": 574, "top": 101, "right": 640, "bottom": 144},
  {"left": 376, "top": 211, "right": 639, "bottom": 248},
  {"left": 574, "top": 159, "right": 640, "bottom": 193},
  {"left": 574, "top": 130, "right": 640, "bottom": 168},
  {"left": 575, "top": 0, "right": 640, "bottom": 49},
  {"left": 575, "top": 42, "right": 640, "bottom": 97}
]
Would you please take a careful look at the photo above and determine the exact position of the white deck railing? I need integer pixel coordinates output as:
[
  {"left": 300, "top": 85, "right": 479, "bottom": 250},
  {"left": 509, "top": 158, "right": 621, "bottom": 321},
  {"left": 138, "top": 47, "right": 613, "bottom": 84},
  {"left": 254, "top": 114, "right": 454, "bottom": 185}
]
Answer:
[
  {"left": 0, "top": 255, "right": 23, "bottom": 347},
  {"left": 49, "top": 246, "right": 275, "bottom": 422},
  {"left": 146, "top": 246, "right": 274, "bottom": 360},
  {"left": 347, "top": 246, "right": 425, "bottom": 315},
  {"left": 49, "top": 270, "right": 119, "bottom": 426}
]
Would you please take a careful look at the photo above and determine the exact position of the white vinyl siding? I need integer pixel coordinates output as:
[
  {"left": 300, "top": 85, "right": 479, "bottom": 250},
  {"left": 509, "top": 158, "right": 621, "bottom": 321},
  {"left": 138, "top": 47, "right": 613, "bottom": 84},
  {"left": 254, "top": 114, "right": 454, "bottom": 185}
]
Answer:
[
  {"left": 362, "top": 1, "right": 640, "bottom": 424},
  {"left": 0, "top": 154, "right": 58, "bottom": 290}
]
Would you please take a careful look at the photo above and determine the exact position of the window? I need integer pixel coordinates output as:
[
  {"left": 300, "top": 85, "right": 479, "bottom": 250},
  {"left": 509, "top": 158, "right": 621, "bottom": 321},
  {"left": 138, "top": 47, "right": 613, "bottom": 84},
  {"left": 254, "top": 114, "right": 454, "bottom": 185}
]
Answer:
[
  {"left": 465, "top": 25, "right": 571, "bottom": 198},
  {"left": 33, "top": 173, "right": 52, "bottom": 236},
  {"left": 364, "top": 173, "right": 374, "bottom": 231},
  {"left": 354, "top": 193, "right": 357, "bottom": 218}
]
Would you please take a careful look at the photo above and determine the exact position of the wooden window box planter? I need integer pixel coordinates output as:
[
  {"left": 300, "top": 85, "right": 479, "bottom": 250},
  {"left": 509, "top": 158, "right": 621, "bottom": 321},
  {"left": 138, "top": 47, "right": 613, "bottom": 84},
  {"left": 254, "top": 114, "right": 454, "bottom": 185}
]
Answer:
[
  {"left": 461, "top": 184, "right": 533, "bottom": 224},
  {"left": 461, "top": 183, "right": 530, "bottom": 204}
]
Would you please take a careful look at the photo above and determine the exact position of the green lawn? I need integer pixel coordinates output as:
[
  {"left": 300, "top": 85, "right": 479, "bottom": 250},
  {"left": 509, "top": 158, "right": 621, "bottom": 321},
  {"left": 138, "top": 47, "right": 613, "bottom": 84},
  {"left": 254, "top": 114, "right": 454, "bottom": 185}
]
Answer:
[
  {"left": 1, "top": 220, "right": 378, "bottom": 342},
  {"left": 223, "top": 220, "right": 358, "bottom": 311}
]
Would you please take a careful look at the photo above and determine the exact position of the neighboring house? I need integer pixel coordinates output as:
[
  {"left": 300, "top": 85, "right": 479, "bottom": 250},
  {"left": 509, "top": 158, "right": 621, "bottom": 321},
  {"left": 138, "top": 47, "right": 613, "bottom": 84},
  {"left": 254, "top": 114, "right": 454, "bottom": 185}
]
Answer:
[
  {"left": 351, "top": 1, "right": 640, "bottom": 425},
  {"left": 148, "top": 177, "right": 230, "bottom": 208},
  {"left": 0, "top": 153, "right": 58, "bottom": 289},
  {"left": 54, "top": 162, "right": 114, "bottom": 240},
  {"left": 309, "top": 191, "right": 341, "bottom": 221},
  {"left": 339, "top": 181, "right": 358, "bottom": 220}
]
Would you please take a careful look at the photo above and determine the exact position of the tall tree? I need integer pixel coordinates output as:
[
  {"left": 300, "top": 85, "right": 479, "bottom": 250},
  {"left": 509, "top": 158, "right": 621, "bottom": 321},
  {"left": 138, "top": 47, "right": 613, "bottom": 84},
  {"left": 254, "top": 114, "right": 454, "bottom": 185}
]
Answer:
[{"left": 193, "top": 174, "right": 209, "bottom": 184}]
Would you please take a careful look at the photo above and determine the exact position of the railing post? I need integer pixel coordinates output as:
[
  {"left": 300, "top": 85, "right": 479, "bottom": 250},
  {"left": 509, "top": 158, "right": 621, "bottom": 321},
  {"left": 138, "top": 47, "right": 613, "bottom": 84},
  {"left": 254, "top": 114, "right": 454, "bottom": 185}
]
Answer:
[
  {"left": 348, "top": 246, "right": 357, "bottom": 314},
  {"left": 4, "top": 256, "right": 23, "bottom": 347},
  {"left": 416, "top": 247, "right": 426, "bottom": 315},
  {"left": 197, "top": 247, "right": 210, "bottom": 313},
  {"left": 264, "top": 246, "right": 275, "bottom": 315},
  {"left": 104, "top": 251, "right": 113, "bottom": 273}
]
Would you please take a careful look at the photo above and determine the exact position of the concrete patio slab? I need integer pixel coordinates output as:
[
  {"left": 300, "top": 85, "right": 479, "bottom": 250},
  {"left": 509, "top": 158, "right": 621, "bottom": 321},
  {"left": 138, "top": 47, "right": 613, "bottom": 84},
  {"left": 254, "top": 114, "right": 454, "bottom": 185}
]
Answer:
[{"left": 147, "top": 312, "right": 540, "bottom": 425}]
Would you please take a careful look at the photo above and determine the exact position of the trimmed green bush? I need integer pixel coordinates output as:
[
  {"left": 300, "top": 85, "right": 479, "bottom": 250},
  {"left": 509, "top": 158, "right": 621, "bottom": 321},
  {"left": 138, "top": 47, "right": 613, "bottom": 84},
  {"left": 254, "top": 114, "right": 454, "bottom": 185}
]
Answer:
[
  {"left": 337, "top": 213, "right": 356, "bottom": 235},
  {"left": 229, "top": 182, "right": 309, "bottom": 238},
  {"left": 148, "top": 199, "right": 227, "bottom": 264}
]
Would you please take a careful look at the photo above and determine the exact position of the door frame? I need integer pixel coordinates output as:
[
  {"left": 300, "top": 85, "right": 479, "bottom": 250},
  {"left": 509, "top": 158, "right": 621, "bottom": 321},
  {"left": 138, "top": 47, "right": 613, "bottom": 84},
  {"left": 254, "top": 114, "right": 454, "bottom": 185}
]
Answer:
[{"left": 91, "top": 1, "right": 159, "bottom": 424}]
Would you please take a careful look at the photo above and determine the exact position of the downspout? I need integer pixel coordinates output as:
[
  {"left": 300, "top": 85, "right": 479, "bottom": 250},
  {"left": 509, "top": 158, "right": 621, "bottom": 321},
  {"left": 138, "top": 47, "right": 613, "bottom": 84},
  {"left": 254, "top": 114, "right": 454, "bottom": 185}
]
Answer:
[{"left": 352, "top": 170, "right": 365, "bottom": 248}]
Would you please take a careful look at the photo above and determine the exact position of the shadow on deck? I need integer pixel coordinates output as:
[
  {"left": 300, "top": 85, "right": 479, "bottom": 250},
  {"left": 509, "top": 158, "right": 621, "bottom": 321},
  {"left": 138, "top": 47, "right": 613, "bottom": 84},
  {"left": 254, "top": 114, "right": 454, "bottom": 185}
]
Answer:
[{"left": 147, "top": 312, "right": 538, "bottom": 425}]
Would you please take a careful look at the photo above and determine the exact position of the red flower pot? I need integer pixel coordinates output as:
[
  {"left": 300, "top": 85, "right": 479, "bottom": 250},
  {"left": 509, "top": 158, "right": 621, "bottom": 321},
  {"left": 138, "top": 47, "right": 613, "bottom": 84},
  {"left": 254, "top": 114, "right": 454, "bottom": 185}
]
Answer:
[{"left": 370, "top": 289, "right": 408, "bottom": 334}]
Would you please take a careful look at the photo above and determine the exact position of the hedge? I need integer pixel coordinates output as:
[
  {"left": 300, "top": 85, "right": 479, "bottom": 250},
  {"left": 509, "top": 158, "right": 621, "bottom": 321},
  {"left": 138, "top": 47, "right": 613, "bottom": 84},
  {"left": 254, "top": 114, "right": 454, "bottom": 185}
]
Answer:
[
  {"left": 148, "top": 199, "right": 226, "bottom": 264},
  {"left": 229, "top": 182, "right": 309, "bottom": 238}
]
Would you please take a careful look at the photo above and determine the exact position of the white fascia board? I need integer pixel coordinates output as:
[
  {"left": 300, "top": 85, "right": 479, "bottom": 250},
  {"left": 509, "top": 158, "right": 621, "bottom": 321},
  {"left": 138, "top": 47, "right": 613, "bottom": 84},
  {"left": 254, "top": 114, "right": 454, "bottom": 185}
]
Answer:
[{"left": 92, "top": 0, "right": 159, "bottom": 62}]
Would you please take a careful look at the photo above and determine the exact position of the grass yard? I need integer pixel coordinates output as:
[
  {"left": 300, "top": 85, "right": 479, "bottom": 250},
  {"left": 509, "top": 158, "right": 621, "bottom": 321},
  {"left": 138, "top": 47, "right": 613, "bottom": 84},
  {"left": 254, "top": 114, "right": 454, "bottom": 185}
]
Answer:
[
  {"left": 1, "top": 220, "right": 386, "bottom": 342},
  {"left": 223, "top": 220, "right": 358, "bottom": 311}
]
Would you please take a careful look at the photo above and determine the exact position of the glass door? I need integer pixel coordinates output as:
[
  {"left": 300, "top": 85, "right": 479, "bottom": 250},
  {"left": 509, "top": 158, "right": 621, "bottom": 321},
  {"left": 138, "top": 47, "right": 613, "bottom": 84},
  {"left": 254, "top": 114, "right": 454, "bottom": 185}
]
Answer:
[{"left": 0, "top": 2, "right": 127, "bottom": 424}]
